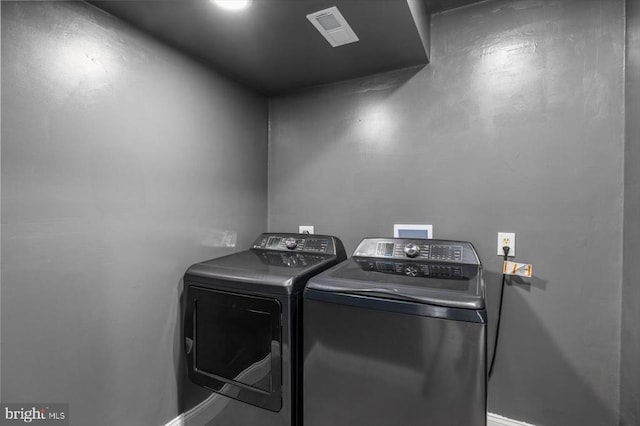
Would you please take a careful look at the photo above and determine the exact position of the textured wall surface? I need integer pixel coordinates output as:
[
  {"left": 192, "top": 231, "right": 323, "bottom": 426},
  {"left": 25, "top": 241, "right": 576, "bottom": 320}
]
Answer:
[
  {"left": 621, "top": 0, "right": 640, "bottom": 423},
  {"left": 1, "top": 2, "right": 267, "bottom": 425},
  {"left": 268, "top": 0, "right": 624, "bottom": 424}
]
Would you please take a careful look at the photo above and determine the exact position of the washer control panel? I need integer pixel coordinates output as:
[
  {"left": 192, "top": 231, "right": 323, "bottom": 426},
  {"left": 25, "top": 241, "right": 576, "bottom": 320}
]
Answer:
[
  {"left": 353, "top": 238, "right": 480, "bottom": 265},
  {"left": 251, "top": 233, "right": 336, "bottom": 254},
  {"left": 355, "top": 258, "right": 468, "bottom": 279}
]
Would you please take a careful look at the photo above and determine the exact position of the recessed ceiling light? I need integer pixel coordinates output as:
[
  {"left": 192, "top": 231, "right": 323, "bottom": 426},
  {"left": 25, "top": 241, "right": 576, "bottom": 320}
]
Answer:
[{"left": 213, "top": 0, "right": 251, "bottom": 11}]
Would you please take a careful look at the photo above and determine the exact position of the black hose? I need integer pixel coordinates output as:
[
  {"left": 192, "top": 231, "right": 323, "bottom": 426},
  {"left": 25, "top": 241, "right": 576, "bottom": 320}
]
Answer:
[{"left": 488, "top": 247, "right": 509, "bottom": 379}]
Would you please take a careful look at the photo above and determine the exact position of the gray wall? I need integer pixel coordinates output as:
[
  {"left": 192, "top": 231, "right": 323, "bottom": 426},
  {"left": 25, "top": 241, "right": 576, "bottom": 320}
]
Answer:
[
  {"left": 621, "top": 0, "right": 640, "bottom": 423},
  {"left": 268, "top": 0, "right": 625, "bottom": 424},
  {"left": 1, "top": 2, "right": 268, "bottom": 425}
]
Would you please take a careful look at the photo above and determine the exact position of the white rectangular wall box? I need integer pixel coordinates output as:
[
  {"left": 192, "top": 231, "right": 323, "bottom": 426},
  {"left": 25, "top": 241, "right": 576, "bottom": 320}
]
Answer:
[
  {"left": 299, "top": 225, "right": 314, "bottom": 234},
  {"left": 394, "top": 224, "right": 433, "bottom": 239}
]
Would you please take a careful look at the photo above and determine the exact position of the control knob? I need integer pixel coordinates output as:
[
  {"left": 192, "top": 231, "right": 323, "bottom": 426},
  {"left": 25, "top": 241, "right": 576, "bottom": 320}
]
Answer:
[
  {"left": 285, "top": 238, "right": 298, "bottom": 250},
  {"left": 404, "top": 243, "right": 420, "bottom": 258}
]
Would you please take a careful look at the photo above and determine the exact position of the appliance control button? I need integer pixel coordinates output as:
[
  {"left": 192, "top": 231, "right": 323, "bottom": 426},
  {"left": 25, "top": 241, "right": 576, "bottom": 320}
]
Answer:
[
  {"left": 285, "top": 238, "right": 298, "bottom": 250},
  {"left": 404, "top": 265, "right": 419, "bottom": 277},
  {"left": 404, "top": 243, "right": 420, "bottom": 258}
]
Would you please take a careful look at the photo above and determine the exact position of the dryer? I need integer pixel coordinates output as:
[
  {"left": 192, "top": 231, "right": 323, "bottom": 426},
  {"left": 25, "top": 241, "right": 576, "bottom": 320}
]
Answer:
[
  {"left": 182, "top": 233, "right": 346, "bottom": 426},
  {"left": 303, "top": 237, "right": 486, "bottom": 426}
]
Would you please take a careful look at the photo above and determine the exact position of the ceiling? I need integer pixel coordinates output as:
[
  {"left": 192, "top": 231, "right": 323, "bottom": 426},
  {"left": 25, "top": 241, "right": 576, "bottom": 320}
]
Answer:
[
  {"left": 428, "top": 0, "right": 484, "bottom": 13},
  {"left": 91, "top": 0, "right": 482, "bottom": 95}
]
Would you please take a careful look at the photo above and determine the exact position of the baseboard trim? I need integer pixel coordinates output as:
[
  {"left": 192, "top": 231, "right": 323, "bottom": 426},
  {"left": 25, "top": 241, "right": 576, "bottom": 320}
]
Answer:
[
  {"left": 165, "top": 411, "right": 534, "bottom": 426},
  {"left": 164, "top": 414, "right": 184, "bottom": 426},
  {"left": 488, "top": 412, "right": 536, "bottom": 426}
]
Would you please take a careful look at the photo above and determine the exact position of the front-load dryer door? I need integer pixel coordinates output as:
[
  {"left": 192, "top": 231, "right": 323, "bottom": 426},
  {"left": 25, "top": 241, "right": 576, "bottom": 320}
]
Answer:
[{"left": 184, "top": 286, "right": 282, "bottom": 411}]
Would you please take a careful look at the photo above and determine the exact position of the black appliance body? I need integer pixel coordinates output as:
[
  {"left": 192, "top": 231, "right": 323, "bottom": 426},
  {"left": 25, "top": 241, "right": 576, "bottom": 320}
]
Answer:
[
  {"left": 303, "top": 238, "right": 487, "bottom": 426},
  {"left": 183, "top": 233, "right": 346, "bottom": 426}
]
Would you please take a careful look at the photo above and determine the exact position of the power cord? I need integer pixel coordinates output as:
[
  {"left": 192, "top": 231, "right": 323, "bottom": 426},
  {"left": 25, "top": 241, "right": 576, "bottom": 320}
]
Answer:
[{"left": 488, "top": 245, "right": 510, "bottom": 379}]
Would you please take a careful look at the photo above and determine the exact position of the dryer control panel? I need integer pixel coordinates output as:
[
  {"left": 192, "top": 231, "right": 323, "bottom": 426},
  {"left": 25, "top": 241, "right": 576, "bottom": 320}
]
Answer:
[
  {"left": 251, "top": 233, "right": 340, "bottom": 255},
  {"left": 353, "top": 238, "right": 480, "bottom": 265}
]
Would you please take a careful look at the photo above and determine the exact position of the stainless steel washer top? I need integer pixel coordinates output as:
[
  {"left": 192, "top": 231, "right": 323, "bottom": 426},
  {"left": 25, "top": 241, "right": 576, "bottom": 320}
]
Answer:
[
  {"left": 186, "top": 233, "right": 346, "bottom": 295},
  {"left": 306, "top": 237, "right": 486, "bottom": 321}
]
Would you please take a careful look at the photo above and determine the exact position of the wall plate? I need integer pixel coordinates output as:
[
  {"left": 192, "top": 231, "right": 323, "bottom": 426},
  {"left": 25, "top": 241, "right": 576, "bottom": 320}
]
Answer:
[
  {"left": 393, "top": 224, "right": 433, "bottom": 239},
  {"left": 299, "top": 225, "right": 314, "bottom": 234},
  {"left": 497, "top": 232, "right": 515, "bottom": 257}
]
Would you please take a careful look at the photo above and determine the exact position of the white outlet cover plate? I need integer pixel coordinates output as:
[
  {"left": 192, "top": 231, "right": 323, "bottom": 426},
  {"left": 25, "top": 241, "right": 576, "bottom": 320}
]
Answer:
[
  {"left": 299, "top": 225, "right": 315, "bottom": 234},
  {"left": 497, "top": 232, "right": 516, "bottom": 256}
]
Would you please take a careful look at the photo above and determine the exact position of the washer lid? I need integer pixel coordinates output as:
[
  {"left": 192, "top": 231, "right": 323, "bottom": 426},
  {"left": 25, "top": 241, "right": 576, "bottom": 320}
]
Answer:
[{"left": 307, "top": 259, "right": 484, "bottom": 310}]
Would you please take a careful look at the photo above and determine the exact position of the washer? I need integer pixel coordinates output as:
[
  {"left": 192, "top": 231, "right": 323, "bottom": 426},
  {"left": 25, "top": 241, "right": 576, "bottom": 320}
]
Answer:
[
  {"left": 303, "top": 237, "right": 486, "bottom": 426},
  {"left": 182, "top": 233, "right": 346, "bottom": 426}
]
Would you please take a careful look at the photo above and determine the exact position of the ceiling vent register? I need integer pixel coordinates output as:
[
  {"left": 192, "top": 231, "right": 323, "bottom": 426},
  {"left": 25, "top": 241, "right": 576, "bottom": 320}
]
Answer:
[{"left": 306, "top": 6, "right": 359, "bottom": 47}]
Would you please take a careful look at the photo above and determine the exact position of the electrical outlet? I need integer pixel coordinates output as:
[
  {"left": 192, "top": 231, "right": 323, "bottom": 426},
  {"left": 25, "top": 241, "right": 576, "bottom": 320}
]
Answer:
[
  {"left": 497, "top": 232, "right": 515, "bottom": 257},
  {"left": 299, "top": 225, "right": 314, "bottom": 234}
]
